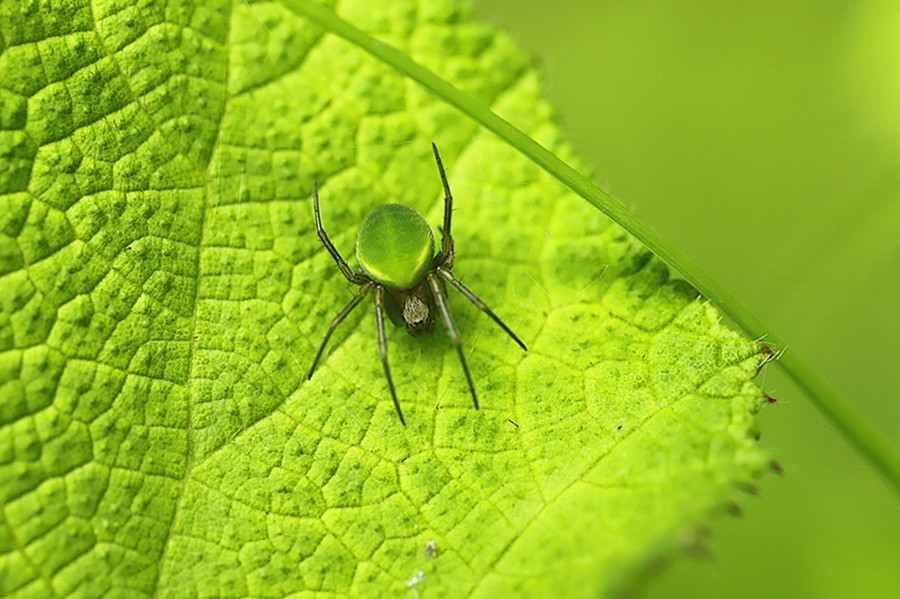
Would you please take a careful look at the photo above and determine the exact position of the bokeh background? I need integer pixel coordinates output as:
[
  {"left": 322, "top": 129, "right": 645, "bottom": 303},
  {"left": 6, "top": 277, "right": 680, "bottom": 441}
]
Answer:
[{"left": 474, "top": 1, "right": 900, "bottom": 597}]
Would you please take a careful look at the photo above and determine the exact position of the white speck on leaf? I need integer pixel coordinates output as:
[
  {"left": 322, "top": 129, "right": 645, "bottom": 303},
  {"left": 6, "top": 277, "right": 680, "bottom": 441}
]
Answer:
[{"left": 404, "top": 570, "right": 425, "bottom": 598}]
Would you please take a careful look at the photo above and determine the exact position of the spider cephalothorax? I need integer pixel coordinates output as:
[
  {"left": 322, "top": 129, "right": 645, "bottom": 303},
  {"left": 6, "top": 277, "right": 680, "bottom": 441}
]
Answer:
[
  {"left": 307, "top": 143, "right": 526, "bottom": 425},
  {"left": 384, "top": 280, "right": 436, "bottom": 335}
]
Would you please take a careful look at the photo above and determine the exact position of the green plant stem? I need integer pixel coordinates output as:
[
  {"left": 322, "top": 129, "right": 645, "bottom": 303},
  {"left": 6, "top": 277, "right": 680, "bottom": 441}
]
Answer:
[{"left": 283, "top": 0, "right": 900, "bottom": 496}]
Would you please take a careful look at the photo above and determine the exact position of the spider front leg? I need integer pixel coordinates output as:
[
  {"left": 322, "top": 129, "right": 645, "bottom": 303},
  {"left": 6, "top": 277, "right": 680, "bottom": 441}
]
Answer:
[
  {"left": 427, "top": 273, "right": 479, "bottom": 410},
  {"left": 308, "top": 281, "right": 374, "bottom": 380},
  {"left": 431, "top": 143, "right": 454, "bottom": 267},
  {"left": 374, "top": 286, "right": 405, "bottom": 425},
  {"left": 436, "top": 267, "right": 527, "bottom": 351}
]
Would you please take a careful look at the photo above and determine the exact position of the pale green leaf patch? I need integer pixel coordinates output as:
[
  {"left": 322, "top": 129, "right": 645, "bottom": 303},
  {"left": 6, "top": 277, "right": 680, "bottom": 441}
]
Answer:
[{"left": 0, "top": 0, "right": 770, "bottom": 597}]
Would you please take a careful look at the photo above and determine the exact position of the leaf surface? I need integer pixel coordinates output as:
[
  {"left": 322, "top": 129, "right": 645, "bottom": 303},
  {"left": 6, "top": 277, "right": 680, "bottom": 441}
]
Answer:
[{"left": 0, "top": 0, "right": 769, "bottom": 597}]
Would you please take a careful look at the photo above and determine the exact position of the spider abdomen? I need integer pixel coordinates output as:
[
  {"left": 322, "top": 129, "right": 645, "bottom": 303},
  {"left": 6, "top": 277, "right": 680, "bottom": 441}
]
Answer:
[{"left": 356, "top": 204, "right": 435, "bottom": 290}]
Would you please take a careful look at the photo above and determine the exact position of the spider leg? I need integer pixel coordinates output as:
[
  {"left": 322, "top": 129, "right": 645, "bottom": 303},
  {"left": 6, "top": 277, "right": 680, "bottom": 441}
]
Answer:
[
  {"left": 308, "top": 281, "right": 374, "bottom": 380},
  {"left": 374, "top": 286, "right": 405, "bottom": 425},
  {"left": 436, "top": 267, "right": 527, "bottom": 351},
  {"left": 427, "top": 273, "right": 478, "bottom": 410},
  {"left": 431, "top": 143, "right": 455, "bottom": 267},
  {"left": 313, "top": 182, "right": 368, "bottom": 284}
]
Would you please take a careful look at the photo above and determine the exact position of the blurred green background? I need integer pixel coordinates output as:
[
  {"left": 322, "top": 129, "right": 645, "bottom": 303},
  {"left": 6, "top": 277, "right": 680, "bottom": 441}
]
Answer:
[{"left": 474, "top": 1, "right": 900, "bottom": 597}]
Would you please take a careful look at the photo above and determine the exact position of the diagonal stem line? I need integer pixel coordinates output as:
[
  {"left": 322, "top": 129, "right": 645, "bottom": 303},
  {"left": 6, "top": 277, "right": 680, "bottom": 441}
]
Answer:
[{"left": 280, "top": 0, "right": 900, "bottom": 496}]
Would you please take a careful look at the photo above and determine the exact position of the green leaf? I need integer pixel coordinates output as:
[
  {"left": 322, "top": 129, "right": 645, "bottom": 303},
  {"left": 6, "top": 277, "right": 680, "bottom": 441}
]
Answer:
[{"left": 0, "top": 0, "right": 770, "bottom": 597}]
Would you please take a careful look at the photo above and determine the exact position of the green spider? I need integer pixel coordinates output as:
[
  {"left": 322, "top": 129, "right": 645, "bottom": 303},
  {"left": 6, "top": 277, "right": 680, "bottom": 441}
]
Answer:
[{"left": 308, "top": 143, "right": 527, "bottom": 425}]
